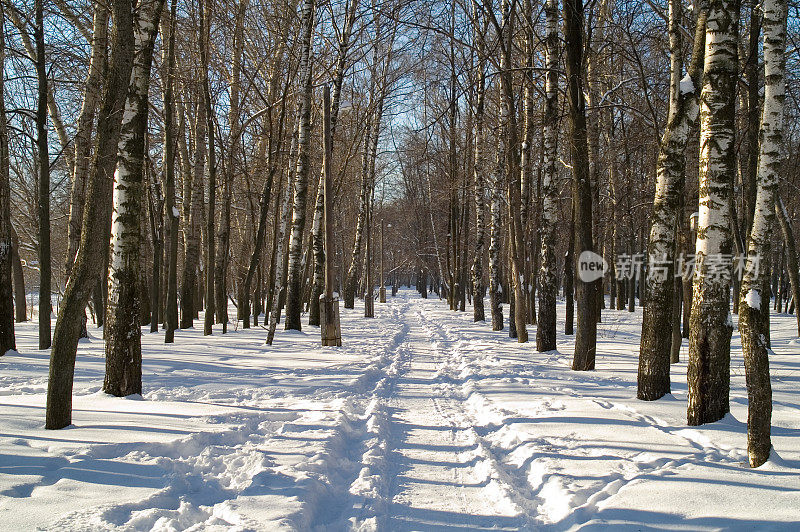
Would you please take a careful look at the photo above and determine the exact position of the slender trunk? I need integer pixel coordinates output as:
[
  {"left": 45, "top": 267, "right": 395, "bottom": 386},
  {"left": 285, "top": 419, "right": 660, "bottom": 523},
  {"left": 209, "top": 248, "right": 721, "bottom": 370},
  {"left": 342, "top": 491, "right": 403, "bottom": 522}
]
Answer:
[
  {"left": 488, "top": 139, "right": 503, "bottom": 331},
  {"left": 284, "top": 0, "right": 316, "bottom": 331},
  {"left": 11, "top": 229, "right": 27, "bottom": 323},
  {"left": 687, "top": 0, "right": 739, "bottom": 426},
  {"left": 775, "top": 198, "right": 800, "bottom": 336},
  {"left": 66, "top": 2, "right": 109, "bottom": 278},
  {"left": 35, "top": 0, "right": 51, "bottom": 350},
  {"left": 0, "top": 7, "right": 14, "bottom": 354},
  {"left": 537, "top": 0, "right": 559, "bottom": 352},
  {"left": 499, "top": 0, "right": 527, "bottom": 343},
  {"left": 266, "top": 124, "right": 299, "bottom": 344},
  {"left": 148, "top": 171, "right": 163, "bottom": 333},
  {"left": 564, "top": 0, "right": 596, "bottom": 368},
  {"left": 163, "top": 0, "right": 178, "bottom": 343},
  {"left": 179, "top": 96, "right": 205, "bottom": 328},
  {"left": 201, "top": 0, "right": 216, "bottom": 336}
]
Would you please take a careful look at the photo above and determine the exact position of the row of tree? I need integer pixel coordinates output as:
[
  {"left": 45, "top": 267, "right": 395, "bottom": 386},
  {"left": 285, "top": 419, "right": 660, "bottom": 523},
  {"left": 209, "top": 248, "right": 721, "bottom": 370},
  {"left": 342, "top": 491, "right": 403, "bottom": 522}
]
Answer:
[{"left": 0, "top": 0, "right": 797, "bottom": 469}]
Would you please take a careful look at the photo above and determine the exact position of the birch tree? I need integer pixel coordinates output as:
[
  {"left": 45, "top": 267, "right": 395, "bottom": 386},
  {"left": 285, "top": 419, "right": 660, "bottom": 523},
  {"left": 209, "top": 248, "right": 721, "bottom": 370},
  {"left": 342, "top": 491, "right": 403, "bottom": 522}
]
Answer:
[
  {"left": 537, "top": 0, "right": 559, "bottom": 352},
  {"left": 308, "top": 0, "right": 358, "bottom": 326},
  {"left": 284, "top": 0, "right": 316, "bottom": 331},
  {"left": 488, "top": 136, "right": 503, "bottom": 331},
  {"left": 46, "top": 0, "right": 136, "bottom": 429},
  {"left": 687, "top": 0, "right": 739, "bottom": 426},
  {"left": 470, "top": 6, "right": 487, "bottom": 323},
  {"left": 105, "top": 0, "right": 166, "bottom": 396},
  {"left": 738, "top": 0, "right": 786, "bottom": 468},
  {"left": 638, "top": 2, "right": 706, "bottom": 400}
]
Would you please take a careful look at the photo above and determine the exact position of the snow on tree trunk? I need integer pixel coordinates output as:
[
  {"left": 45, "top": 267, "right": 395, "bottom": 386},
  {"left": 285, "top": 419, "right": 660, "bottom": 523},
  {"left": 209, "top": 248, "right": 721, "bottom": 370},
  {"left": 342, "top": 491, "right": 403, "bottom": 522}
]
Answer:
[
  {"left": 638, "top": 4, "right": 706, "bottom": 400},
  {"left": 738, "top": 0, "right": 786, "bottom": 467},
  {"left": 104, "top": 0, "right": 165, "bottom": 396},
  {"left": 537, "top": 0, "right": 559, "bottom": 353},
  {"left": 46, "top": 0, "right": 136, "bottom": 429},
  {"left": 687, "top": 0, "right": 739, "bottom": 426}
]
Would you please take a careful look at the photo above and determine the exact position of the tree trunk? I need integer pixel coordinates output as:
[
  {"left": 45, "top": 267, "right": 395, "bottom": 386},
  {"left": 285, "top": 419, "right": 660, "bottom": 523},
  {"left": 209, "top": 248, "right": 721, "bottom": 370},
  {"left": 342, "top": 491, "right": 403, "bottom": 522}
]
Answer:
[
  {"left": 179, "top": 95, "right": 204, "bottom": 328},
  {"left": 201, "top": 0, "right": 216, "bottom": 336},
  {"left": 11, "top": 229, "right": 27, "bottom": 323},
  {"left": 0, "top": 7, "right": 14, "bottom": 354},
  {"left": 564, "top": 0, "right": 596, "bottom": 369},
  {"left": 638, "top": 4, "right": 706, "bottom": 400},
  {"left": 162, "top": 0, "right": 178, "bottom": 343},
  {"left": 35, "top": 0, "right": 51, "bottom": 350},
  {"left": 266, "top": 127, "right": 299, "bottom": 345},
  {"left": 46, "top": 0, "right": 135, "bottom": 429},
  {"left": 488, "top": 137, "right": 503, "bottom": 331},
  {"left": 738, "top": 0, "right": 785, "bottom": 467},
  {"left": 687, "top": 0, "right": 739, "bottom": 426},
  {"left": 105, "top": 0, "right": 165, "bottom": 396},
  {"left": 470, "top": 12, "right": 487, "bottom": 323},
  {"left": 499, "top": 0, "right": 527, "bottom": 343},
  {"left": 308, "top": 0, "right": 357, "bottom": 325},
  {"left": 537, "top": 0, "right": 559, "bottom": 352},
  {"left": 284, "top": 0, "right": 315, "bottom": 331},
  {"left": 775, "top": 198, "right": 800, "bottom": 336},
  {"left": 66, "top": 1, "right": 109, "bottom": 279}
]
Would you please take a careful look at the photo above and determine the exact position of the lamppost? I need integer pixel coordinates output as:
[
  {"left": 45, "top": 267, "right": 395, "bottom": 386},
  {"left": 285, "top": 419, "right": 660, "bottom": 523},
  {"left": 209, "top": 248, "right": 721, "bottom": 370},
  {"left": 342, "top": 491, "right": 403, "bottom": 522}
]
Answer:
[{"left": 320, "top": 85, "right": 341, "bottom": 346}]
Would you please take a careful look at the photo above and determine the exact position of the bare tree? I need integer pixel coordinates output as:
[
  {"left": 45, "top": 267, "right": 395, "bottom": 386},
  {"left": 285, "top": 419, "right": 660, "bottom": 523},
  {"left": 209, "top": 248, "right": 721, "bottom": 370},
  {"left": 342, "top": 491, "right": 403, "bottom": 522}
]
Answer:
[
  {"left": 0, "top": 5, "right": 14, "bottom": 355},
  {"left": 564, "top": 0, "right": 597, "bottom": 369},
  {"left": 687, "top": 0, "right": 739, "bottom": 426},
  {"left": 638, "top": 3, "right": 706, "bottom": 400},
  {"left": 46, "top": 0, "right": 136, "bottom": 429},
  {"left": 105, "top": 0, "right": 166, "bottom": 395},
  {"left": 537, "top": 0, "right": 559, "bottom": 352},
  {"left": 738, "top": 0, "right": 787, "bottom": 467}
]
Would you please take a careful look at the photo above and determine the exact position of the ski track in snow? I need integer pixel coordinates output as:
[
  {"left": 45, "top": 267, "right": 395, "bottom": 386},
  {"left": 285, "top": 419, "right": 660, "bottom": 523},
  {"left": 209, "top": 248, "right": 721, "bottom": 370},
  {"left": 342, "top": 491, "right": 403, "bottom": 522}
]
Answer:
[{"left": 1, "top": 290, "right": 799, "bottom": 531}]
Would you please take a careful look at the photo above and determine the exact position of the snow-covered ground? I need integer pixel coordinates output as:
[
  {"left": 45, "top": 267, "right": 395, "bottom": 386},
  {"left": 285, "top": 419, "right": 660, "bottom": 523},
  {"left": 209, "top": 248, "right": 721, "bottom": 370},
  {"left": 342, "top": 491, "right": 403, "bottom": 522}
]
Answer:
[{"left": 1, "top": 289, "right": 798, "bottom": 531}]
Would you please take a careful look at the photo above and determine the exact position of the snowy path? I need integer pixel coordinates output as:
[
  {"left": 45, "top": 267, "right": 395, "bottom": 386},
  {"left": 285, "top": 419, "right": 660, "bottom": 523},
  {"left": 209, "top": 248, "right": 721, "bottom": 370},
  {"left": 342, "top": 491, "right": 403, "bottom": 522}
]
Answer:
[{"left": 1, "top": 290, "right": 799, "bottom": 530}]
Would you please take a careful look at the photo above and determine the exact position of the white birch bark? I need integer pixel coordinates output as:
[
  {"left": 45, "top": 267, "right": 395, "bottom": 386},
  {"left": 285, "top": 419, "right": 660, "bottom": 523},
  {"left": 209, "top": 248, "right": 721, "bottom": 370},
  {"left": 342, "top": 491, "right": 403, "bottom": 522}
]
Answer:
[
  {"left": 738, "top": 0, "right": 786, "bottom": 467},
  {"left": 687, "top": 0, "right": 739, "bottom": 426},
  {"left": 104, "top": 0, "right": 165, "bottom": 396},
  {"left": 284, "top": 0, "right": 316, "bottom": 331},
  {"left": 537, "top": 0, "right": 560, "bottom": 352},
  {"left": 638, "top": 3, "right": 706, "bottom": 400}
]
